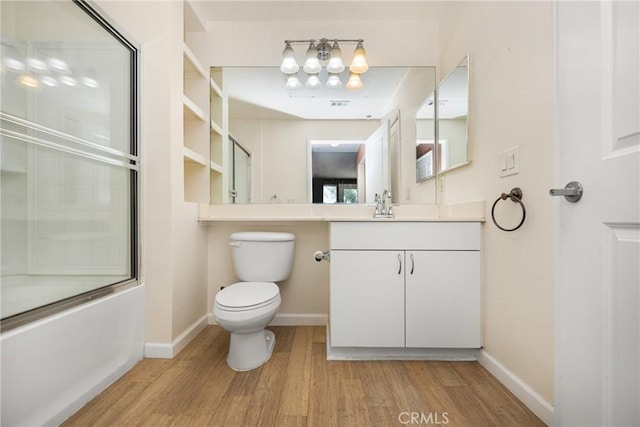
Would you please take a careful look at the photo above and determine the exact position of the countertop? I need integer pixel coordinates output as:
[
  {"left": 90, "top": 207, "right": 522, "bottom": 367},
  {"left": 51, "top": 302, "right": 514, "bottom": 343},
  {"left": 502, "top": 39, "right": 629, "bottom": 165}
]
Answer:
[{"left": 197, "top": 201, "right": 486, "bottom": 223}]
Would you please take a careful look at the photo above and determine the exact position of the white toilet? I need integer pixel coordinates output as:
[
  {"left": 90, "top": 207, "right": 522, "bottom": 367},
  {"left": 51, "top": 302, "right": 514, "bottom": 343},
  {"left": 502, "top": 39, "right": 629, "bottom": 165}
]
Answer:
[{"left": 213, "top": 231, "right": 295, "bottom": 371}]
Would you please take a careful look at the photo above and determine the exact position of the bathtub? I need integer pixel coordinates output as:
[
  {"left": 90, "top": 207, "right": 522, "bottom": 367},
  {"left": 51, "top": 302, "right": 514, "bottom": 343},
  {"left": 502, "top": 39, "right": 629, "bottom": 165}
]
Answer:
[{"left": 0, "top": 283, "right": 144, "bottom": 426}]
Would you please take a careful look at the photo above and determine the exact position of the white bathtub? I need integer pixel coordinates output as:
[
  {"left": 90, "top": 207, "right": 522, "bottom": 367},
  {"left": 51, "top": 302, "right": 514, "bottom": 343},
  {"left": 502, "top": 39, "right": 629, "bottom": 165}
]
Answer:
[{"left": 0, "top": 283, "right": 144, "bottom": 426}]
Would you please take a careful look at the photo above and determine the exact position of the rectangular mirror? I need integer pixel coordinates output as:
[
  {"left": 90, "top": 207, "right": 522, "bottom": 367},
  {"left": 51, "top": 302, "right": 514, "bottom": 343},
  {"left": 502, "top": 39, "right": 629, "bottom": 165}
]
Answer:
[
  {"left": 436, "top": 55, "right": 469, "bottom": 173},
  {"left": 225, "top": 66, "right": 436, "bottom": 205}
]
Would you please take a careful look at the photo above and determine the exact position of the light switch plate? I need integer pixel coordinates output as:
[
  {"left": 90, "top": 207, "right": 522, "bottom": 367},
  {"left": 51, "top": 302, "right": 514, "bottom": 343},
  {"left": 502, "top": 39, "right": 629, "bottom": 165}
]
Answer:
[{"left": 499, "top": 146, "right": 520, "bottom": 177}]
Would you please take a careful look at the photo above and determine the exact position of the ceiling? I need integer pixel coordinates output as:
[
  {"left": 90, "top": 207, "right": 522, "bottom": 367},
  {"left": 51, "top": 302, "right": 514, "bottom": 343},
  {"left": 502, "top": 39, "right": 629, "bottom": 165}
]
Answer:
[
  {"left": 225, "top": 66, "right": 419, "bottom": 120},
  {"left": 189, "top": 1, "right": 448, "bottom": 24}
]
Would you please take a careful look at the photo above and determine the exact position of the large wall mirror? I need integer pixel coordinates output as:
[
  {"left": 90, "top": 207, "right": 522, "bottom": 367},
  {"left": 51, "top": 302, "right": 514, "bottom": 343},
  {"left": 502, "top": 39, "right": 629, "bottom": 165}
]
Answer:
[
  {"left": 224, "top": 66, "right": 436, "bottom": 205},
  {"left": 436, "top": 55, "right": 469, "bottom": 173}
]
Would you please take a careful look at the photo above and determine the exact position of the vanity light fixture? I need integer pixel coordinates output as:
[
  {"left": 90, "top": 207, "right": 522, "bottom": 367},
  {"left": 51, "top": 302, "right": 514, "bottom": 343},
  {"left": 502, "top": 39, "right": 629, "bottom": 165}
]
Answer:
[{"left": 280, "top": 38, "right": 369, "bottom": 91}]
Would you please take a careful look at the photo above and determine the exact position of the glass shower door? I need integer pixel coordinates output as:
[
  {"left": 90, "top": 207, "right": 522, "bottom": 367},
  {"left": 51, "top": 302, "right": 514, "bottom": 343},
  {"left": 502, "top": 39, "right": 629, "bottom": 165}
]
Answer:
[{"left": 0, "top": 0, "right": 138, "bottom": 327}]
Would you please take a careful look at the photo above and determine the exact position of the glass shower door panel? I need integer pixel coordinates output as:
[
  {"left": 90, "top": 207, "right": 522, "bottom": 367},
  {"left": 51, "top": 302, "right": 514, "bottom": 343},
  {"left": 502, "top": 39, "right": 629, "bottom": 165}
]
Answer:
[
  {"left": 0, "top": 0, "right": 138, "bottom": 322},
  {"left": 234, "top": 145, "right": 251, "bottom": 204}
]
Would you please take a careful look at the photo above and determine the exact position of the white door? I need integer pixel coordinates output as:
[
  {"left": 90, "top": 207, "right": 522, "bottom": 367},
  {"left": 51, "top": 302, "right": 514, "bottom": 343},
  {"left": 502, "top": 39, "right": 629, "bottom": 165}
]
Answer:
[
  {"left": 555, "top": 2, "right": 639, "bottom": 426},
  {"left": 330, "top": 250, "right": 405, "bottom": 347},
  {"left": 405, "top": 251, "right": 481, "bottom": 348},
  {"left": 364, "top": 122, "right": 389, "bottom": 203}
]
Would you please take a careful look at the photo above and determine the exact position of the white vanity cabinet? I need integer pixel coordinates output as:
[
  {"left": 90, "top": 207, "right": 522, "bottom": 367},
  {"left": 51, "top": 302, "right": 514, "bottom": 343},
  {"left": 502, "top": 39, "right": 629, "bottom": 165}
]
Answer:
[{"left": 329, "top": 221, "right": 482, "bottom": 349}]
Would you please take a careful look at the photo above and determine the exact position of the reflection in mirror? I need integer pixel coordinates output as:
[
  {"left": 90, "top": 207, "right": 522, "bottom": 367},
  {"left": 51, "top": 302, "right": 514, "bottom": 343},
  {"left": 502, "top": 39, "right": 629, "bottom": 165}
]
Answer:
[
  {"left": 225, "top": 66, "right": 436, "bottom": 204},
  {"left": 437, "top": 55, "right": 469, "bottom": 173},
  {"left": 309, "top": 140, "right": 364, "bottom": 204},
  {"left": 416, "top": 92, "right": 435, "bottom": 182}
]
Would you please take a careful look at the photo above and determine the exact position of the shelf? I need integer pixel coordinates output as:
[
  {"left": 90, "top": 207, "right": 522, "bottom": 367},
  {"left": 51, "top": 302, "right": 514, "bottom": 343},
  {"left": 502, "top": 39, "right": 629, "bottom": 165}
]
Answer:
[
  {"left": 183, "top": 147, "right": 207, "bottom": 167},
  {"left": 210, "top": 160, "right": 223, "bottom": 174},
  {"left": 1, "top": 165, "right": 27, "bottom": 174},
  {"left": 210, "top": 120, "right": 223, "bottom": 136},
  {"left": 183, "top": 43, "right": 207, "bottom": 79},
  {"left": 210, "top": 78, "right": 223, "bottom": 98},
  {"left": 183, "top": 95, "right": 207, "bottom": 122}
]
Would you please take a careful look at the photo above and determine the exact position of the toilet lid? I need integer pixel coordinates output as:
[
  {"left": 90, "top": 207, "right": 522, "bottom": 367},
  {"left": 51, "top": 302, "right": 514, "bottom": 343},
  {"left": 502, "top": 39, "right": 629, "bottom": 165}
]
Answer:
[{"left": 215, "top": 282, "right": 279, "bottom": 309}]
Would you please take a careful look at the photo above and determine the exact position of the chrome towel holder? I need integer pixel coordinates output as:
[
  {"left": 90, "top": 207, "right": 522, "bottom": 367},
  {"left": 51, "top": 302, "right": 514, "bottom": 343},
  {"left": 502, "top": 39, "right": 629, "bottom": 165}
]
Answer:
[{"left": 491, "top": 187, "right": 526, "bottom": 232}]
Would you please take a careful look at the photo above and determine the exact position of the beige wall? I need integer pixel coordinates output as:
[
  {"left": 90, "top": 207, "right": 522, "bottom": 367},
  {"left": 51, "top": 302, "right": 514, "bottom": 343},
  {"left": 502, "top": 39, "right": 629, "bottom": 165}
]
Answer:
[
  {"left": 437, "top": 2, "right": 555, "bottom": 403},
  {"left": 96, "top": 0, "right": 209, "bottom": 344},
  {"left": 207, "top": 222, "right": 330, "bottom": 318}
]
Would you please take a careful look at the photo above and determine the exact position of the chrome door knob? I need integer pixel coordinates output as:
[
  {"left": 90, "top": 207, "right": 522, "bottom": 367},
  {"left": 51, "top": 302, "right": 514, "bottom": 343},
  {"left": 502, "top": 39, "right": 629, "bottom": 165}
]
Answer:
[{"left": 549, "top": 181, "right": 583, "bottom": 203}]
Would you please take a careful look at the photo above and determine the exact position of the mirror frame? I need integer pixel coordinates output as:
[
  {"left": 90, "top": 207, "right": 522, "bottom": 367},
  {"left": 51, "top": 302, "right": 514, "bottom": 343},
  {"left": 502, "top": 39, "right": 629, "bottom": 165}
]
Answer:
[{"left": 436, "top": 54, "right": 470, "bottom": 174}]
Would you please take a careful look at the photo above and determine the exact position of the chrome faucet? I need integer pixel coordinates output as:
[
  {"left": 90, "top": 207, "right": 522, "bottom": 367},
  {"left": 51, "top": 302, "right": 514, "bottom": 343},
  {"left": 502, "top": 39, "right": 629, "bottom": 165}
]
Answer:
[
  {"left": 374, "top": 190, "right": 394, "bottom": 218},
  {"left": 374, "top": 193, "right": 382, "bottom": 217}
]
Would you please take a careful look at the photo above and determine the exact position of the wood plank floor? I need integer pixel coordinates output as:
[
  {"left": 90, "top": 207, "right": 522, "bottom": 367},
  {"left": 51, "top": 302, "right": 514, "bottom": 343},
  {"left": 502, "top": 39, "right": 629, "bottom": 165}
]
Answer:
[{"left": 63, "top": 326, "right": 545, "bottom": 426}]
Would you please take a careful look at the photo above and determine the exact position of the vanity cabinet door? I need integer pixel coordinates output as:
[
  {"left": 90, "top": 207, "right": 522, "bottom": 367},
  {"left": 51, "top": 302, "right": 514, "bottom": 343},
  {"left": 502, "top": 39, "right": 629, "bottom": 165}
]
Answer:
[
  {"left": 330, "top": 250, "right": 405, "bottom": 347},
  {"left": 405, "top": 251, "right": 481, "bottom": 348}
]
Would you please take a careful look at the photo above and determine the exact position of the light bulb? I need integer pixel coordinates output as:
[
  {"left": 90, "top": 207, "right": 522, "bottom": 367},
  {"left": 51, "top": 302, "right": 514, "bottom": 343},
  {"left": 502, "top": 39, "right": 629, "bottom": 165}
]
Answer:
[
  {"left": 40, "top": 75, "right": 58, "bottom": 87},
  {"left": 303, "top": 42, "right": 321, "bottom": 74},
  {"left": 326, "top": 42, "right": 345, "bottom": 73},
  {"left": 280, "top": 42, "right": 299, "bottom": 74},
  {"left": 60, "top": 75, "right": 77, "bottom": 87},
  {"left": 18, "top": 74, "right": 39, "bottom": 89},
  {"left": 346, "top": 72, "right": 363, "bottom": 91},
  {"left": 285, "top": 74, "right": 302, "bottom": 90},
  {"left": 326, "top": 73, "right": 342, "bottom": 88},
  {"left": 82, "top": 77, "right": 99, "bottom": 88},
  {"left": 349, "top": 41, "right": 368, "bottom": 74},
  {"left": 305, "top": 73, "right": 321, "bottom": 89}
]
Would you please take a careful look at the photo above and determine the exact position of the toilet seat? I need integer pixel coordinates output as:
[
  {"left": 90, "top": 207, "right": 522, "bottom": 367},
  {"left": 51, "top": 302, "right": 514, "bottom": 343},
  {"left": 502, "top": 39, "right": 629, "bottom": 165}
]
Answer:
[{"left": 215, "top": 282, "right": 280, "bottom": 312}]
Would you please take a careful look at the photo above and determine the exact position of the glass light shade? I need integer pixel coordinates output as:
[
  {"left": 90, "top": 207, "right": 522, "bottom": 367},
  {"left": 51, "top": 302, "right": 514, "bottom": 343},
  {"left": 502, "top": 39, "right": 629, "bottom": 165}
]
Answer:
[
  {"left": 3, "top": 57, "right": 25, "bottom": 72},
  {"left": 285, "top": 74, "right": 302, "bottom": 90},
  {"left": 305, "top": 73, "right": 321, "bottom": 89},
  {"left": 303, "top": 42, "right": 321, "bottom": 74},
  {"left": 280, "top": 43, "right": 299, "bottom": 74},
  {"left": 346, "top": 72, "right": 363, "bottom": 91},
  {"left": 48, "top": 58, "right": 70, "bottom": 73},
  {"left": 326, "top": 42, "right": 345, "bottom": 73},
  {"left": 27, "top": 58, "right": 48, "bottom": 72},
  {"left": 326, "top": 73, "right": 342, "bottom": 88},
  {"left": 349, "top": 42, "right": 369, "bottom": 74}
]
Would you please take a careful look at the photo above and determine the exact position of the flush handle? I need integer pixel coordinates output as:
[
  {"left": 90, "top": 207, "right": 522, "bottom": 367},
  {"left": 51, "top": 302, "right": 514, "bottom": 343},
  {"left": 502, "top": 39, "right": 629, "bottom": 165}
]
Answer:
[{"left": 549, "top": 181, "right": 583, "bottom": 203}]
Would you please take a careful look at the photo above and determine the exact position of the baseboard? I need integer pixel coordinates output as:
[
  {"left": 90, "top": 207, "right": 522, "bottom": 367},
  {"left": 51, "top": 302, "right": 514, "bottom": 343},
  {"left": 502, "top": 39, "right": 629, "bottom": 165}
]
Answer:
[
  {"left": 144, "top": 314, "right": 208, "bottom": 359},
  {"left": 207, "top": 312, "right": 328, "bottom": 326},
  {"left": 478, "top": 350, "right": 554, "bottom": 426}
]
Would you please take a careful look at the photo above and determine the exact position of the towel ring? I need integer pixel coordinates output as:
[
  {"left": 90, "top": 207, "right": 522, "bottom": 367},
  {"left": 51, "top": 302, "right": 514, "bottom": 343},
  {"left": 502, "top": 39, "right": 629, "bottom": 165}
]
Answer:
[{"left": 491, "top": 187, "right": 526, "bottom": 232}]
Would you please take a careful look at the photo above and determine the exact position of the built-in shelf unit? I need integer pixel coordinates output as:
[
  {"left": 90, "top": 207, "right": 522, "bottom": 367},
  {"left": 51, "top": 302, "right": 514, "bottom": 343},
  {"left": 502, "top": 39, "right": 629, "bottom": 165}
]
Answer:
[{"left": 182, "top": 0, "right": 228, "bottom": 204}]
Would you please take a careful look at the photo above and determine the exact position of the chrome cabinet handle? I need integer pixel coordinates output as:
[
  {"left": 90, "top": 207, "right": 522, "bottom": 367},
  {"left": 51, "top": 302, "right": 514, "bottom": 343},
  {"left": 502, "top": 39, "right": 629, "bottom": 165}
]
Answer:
[
  {"left": 550, "top": 181, "right": 583, "bottom": 203},
  {"left": 410, "top": 253, "right": 415, "bottom": 275},
  {"left": 397, "top": 253, "right": 402, "bottom": 275}
]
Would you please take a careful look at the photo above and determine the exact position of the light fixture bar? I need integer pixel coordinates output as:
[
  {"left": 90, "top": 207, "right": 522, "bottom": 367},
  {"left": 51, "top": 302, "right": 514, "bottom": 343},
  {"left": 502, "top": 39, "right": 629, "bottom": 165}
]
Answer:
[
  {"left": 280, "top": 38, "right": 368, "bottom": 91},
  {"left": 284, "top": 38, "right": 364, "bottom": 44}
]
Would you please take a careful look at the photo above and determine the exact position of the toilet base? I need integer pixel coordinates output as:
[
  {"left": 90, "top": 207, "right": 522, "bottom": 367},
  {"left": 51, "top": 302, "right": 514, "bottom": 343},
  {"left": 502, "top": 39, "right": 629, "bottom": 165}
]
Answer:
[{"left": 227, "top": 329, "right": 276, "bottom": 371}]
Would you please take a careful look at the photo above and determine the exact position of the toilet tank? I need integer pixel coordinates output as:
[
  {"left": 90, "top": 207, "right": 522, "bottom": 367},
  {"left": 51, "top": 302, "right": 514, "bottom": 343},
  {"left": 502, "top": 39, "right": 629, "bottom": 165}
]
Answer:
[{"left": 230, "top": 232, "right": 295, "bottom": 282}]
